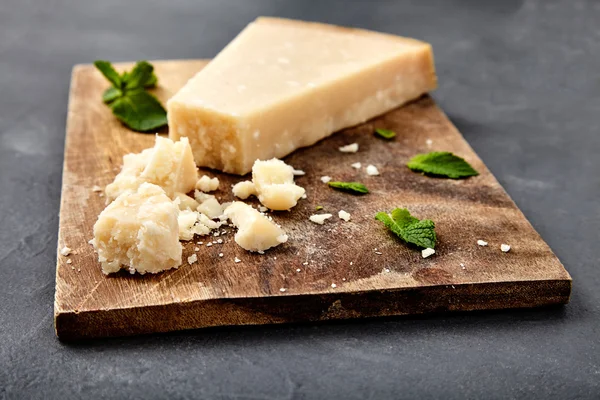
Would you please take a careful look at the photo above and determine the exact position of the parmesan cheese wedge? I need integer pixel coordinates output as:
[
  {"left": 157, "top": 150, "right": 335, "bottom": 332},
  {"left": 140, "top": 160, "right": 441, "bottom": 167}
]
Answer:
[{"left": 168, "top": 17, "right": 437, "bottom": 174}]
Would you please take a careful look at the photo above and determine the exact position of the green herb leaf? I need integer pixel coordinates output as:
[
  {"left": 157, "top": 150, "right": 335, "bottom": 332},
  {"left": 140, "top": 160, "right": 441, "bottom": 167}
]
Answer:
[
  {"left": 144, "top": 72, "right": 158, "bottom": 88},
  {"left": 407, "top": 152, "right": 479, "bottom": 179},
  {"left": 102, "top": 87, "right": 122, "bottom": 104},
  {"left": 110, "top": 90, "right": 167, "bottom": 132},
  {"left": 375, "top": 208, "right": 436, "bottom": 249},
  {"left": 94, "top": 60, "right": 121, "bottom": 88},
  {"left": 328, "top": 181, "right": 369, "bottom": 195},
  {"left": 124, "top": 61, "right": 154, "bottom": 90},
  {"left": 315, "top": 206, "right": 324, "bottom": 211},
  {"left": 375, "top": 128, "right": 396, "bottom": 140}
]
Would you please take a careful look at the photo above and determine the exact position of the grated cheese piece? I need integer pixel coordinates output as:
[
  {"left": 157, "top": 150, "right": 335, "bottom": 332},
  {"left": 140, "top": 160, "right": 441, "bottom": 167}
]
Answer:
[
  {"left": 351, "top": 162, "right": 361, "bottom": 169},
  {"left": 501, "top": 244, "right": 511, "bottom": 253},
  {"left": 421, "top": 248, "right": 435, "bottom": 258},
  {"left": 195, "top": 175, "right": 220, "bottom": 192},
  {"left": 366, "top": 165, "right": 379, "bottom": 176},
  {"left": 188, "top": 254, "right": 198, "bottom": 264},
  {"left": 60, "top": 246, "right": 72, "bottom": 256},
  {"left": 339, "top": 143, "right": 359, "bottom": 153},
  {"left": 320, "top": 176, "right": 332, "bottom": 183},
  {"left": 309, "top": 213, "right": 333, "bottom": 225},
  {"left": 338, "top": 210, "right": 351, "bottom": 221},
  {"left": 477, "top": 240, "right": 488, "bottom": 247}
]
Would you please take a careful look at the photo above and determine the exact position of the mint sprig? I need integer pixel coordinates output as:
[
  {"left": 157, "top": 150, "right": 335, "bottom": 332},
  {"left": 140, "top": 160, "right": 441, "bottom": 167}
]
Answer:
[
  {"left": 328, "top": 181, "right": 369, "bottom": 195},
  {"left": 94, "top": 60, "right": 166, "bottom": 132},
  {"left": 375, "top": 208, "right": 436, "bottom": 249},
  {"left": 407, "top": 152, "right": 478, "bottom": 179}
]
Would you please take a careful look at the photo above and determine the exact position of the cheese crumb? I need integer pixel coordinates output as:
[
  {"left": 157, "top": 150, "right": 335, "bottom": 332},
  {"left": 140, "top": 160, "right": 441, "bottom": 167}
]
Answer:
[
  {"left": 195, "top": 175, "right": 220, "bottom": 192},
  {"left": 426, "top": 139, "right": 433, "bottom": 147},
  {"left": 194, "top": 247, "right": 200, "bottom": 251},
  {"left": 251, "top": 159, "right": 305, "bottom": 210},
  {"left": 217, "top": 239, "right": 223, "bottom": 244},
  {"left": 60, "top": 246, "right": 72, "bottom": 256},
  {"left": 296, "top": 268, "right": 301, "bottom": 272},
  {"left": 66, "top": 259, "right": 72, "bottom": 264},
  {"left": 366, "top": 165, "right": 380, "bottom": 176},
  {"left": 477, "top": 240, "right": 488, "bottom": 247},
  {"left": 309, "top": 213, "right": 333, "bottom": 224},
  {"left": 320, "top": 176, "right": 332, "bottom": 183},
  {"left": 331, "top": 283, "right": 337, "bottom": 288},
  {"left": 258, "top": 206, "right": 268, "bottom": 212},
  {"left": 339, "top": 143, "right": 359, "bottom": 153},
  {"left": 219, "top": 253, "right": 224, "bottom": 257},
  {"left": 351, "top": 162, "right": 361, "bottom": 169},
  {"left": 92, "top": 185, "right": 103, "bottom": 192},
  {"left": 188, "top": 254, "right": 198, "bottom": 264},
  {"left": 303, "top": 261, "right": 308, "bottom": 265},
  {"left": 206, "top": 242, "right": 213, "bottom": 247},
  {"left": 174, "top": 192, "right": 200, "bottom": 211},
  {"left": 292, "top": 169, "right": 305, "bottom": 176},
  {"left": 422, "top": 248, "right": 435, "bottom": 258},
  {"left": 501, "top": 244, "right": 511, "bottom": 253},
  {"left": 338, "top": 210, "right": 351, "bottom": 221},
  {"left": 279, "top": 288, "right": 286, "bottom": 292},
  {"left": 224, "top": 202, "right": 288, "bottom": 252},
  {"left": 234, "top": 257, "right": 241, "bottom": 263},
  {"left": 232, "top": 180, "right": 257, "bottom": 200}
]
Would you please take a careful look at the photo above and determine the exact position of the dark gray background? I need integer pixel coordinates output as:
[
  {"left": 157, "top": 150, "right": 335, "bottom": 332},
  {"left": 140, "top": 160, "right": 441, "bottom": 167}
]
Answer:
[{"left": 1, "top": 0, "right": 598, "bottom": 398}]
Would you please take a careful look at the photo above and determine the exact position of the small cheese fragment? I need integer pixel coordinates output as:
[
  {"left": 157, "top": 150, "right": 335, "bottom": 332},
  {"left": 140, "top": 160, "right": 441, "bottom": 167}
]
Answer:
[
  {"left": 174, "top": 192, "right": 200, "bottom": 211},
  {"left": 309, "top": 213, "right": 333, "bottom": 224},
  {"left": 224, "top": 201, "right": 288, "bottom": 252},
  {"left": 187, "top": 254, "right": 198, "bottom": 265},
  {"left": 422, "top": 248, "right": 435, "bottom": 258},
  {"left": 338, "top": 210, "right": 351, "bottom": 221},
  {"left": 178, "top": 209, "right": 212, "bottom": 240},
  {"left": 339, "top": 143, "right": 359, "bottom": 153},
  {"left": 251, "top": 158, "right": 305, "bottom": 210},
  {"left": 366, "top": 165, "right": 380, "bottom": 176},
  {"left": 501, "top": 244, "right": 511, "bottom": 253},
  {"left": 60, "top": 246, "right": 72, "bottom": 256},
  {"left": 92, "top": 183, "right": 182, "bottom": 275},
  {"left": 105, "top": 136, "right": 197, "bottom": 202},
  {"left": 197, "top": 196, "right": 223, "bottom": 219},
  {"left": 320, "top": 176, "right": 332, "bottom": 183},
  {"left": 232, "top": 180, "right": 257, "bottom": 200},
  {"left": 477, "top": 240, "right": 488, "bottom": 247},
  {"left": 292, "top": 169, "right": 305, "bottom": 176},
  {"left": 168, "top": 17, "right": 437, "bottom": 174},
  {"left": 351, "top": 162, "right": 361, "bottom": 169},
  {"left": 195, "top": 175, "right": 219, "bottom": 192}
]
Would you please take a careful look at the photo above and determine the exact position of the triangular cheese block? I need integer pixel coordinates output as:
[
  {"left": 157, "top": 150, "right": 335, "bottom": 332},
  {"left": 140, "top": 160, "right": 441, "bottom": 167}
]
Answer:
[{"left": 168, "top": 17, "right": 437, "bottom": 174}]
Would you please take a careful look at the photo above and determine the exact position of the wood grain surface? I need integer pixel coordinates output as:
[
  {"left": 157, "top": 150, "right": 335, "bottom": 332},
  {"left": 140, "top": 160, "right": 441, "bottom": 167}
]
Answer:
[{"left": 54, "top": 60, "right": 571, "bottom": 340}]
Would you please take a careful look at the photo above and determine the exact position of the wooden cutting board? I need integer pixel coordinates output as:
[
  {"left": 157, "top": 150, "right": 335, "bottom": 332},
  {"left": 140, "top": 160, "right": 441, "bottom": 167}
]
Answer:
[{"left": 54, "top": 60, "right": 571, "bottom": 340}]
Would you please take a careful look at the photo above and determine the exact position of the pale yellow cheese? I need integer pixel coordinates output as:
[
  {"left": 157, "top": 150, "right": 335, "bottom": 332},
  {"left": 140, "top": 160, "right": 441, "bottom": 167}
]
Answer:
[
  {"left": 92, "top": 183, "right": 182, "bottom": 275},
  {"left": 251, "top": 158, "right": 305, "bottom": 210},
  {"left": 168, "top": 17, "right": 437, "bottom": 174},
  {"left": 174, "top": 192, "right": 200, "bottom": 210},
  {"left": 105, "top": 136, "right": 197, "bottom": 202},
  {"left": 224, "top": 201, "right": 288, "bottom": 252}
]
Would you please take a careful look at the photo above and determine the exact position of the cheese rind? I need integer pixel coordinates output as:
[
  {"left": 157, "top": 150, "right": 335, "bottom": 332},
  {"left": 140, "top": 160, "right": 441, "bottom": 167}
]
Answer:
[
  {"left": 92, "top": 183, "right": 182, "bottom": 275},
  {"left": 168, "top": 17, "right": 437, "bottom": 174},
  {"left": 224, "top": 201, "right": 288, "bottom": 252},
  {"left": 105, "top": 136, "right": 197, "bottom": 202}
]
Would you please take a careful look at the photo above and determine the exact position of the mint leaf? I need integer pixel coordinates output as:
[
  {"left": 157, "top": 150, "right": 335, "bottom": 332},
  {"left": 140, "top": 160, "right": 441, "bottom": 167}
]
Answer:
[
  {"left": 407, "top": 152, "right": 478, "bottom": 179},
  {"left": 102, "top": 87, "right": 122, "bottom": 104},
  {"left": 110, "top": 90, "right": 167, "bottom": 132},
  {"left": 94, "top": 60, "right": 121, "bottom": 88},
  {"left": 124, "top": 61, "right": 154, "bottom": 90},
  {"left": 375, "top": 128, "right": 396, "bottom": 140},
  {"left": 375, "top": 208, "right": 436, "bottom": 249},
  {"left": 144, "top": 72, "right": 158, "bottom": 88},
  {"left": 328, "top": 181, "right": 369, "bottom": 195},
  {"left": 315, "top": 206, "right": 324, "bottom": 211}
]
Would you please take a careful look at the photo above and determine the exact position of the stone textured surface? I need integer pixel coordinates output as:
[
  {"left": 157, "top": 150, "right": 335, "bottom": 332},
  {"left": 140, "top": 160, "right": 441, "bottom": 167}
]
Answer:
[{"left": 0, "top": 0, "right": 599, "bottom": 398}]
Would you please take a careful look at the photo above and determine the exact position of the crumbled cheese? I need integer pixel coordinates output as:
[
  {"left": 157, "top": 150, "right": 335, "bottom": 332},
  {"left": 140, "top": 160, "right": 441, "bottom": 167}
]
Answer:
[
  {"left": 178, "top": 210, "right": 211, "bottom": 240},
  {"left": 214, "top": 232, "right": 220, "bottom": 237},
  {"left": 234, "top": 257, "right": 241, "bottom": 263},
  {"left": 224, "top": 201, "right": 288, "bottom": 252},
  {"left": 66, "top": 259, "right": 72, "bottom": 264},
  {"left": 206, "top": 242, "right": 213, "bottom": 247},
  {"left": 320, "top": 176, "right": 332, "bottom": 183},
  {"left": 301, "top": 193, "right": 307, "bottom": 199},
  {"left": 426, "top": 139, "right": 433, "bottom": 147},
  {"left": 385, "top": 268, "right": 390, "bottom": 273},
  {"left": 422, "top": 248, "right": 435, "bottom": 258},
  {"left": 92, "top": 185, "right": 103, "bottom": 192},
  {"left": 331, "top": 283, "right": 337, "bottom": 288},
  {"left": 251, "top": 159, "right": 305, "bottom": 210},
  {"left": 292, "top": 169, "right": 305, "bottom": 176},
  {"left": 302, "top": 262, "right": 308, "bottom": 265},
  {"left": 477, "top": 240, "right": 488, "bottom": 247},
  {"left": 351, "top": 162, "right": 361, "bottom": 169},
  {"left": 309, "top": 213, "right": 333, "bottom": 224},
  {"left": 194, "top": 247, "right": 200, "bottom": 251},
  {"left": 195, "top": 175, "right": 220, "bottom": 192},
  {"left": 188, "top": 254, "right": 198, "bottom": 264},
  {"left": 218, "top": 253, "right": 224, "bottom": 257},
  {"left": 60, "top": 246, "right": 72, "bottom": 256},
  {"left": 258, "top": 206, "right": 268, "bottom": 212},
  {"left": 279, "top": 288, "right": 287, "bottom": 292},
  {"left": 92, "top": 183, "right": 182, "bottom": 275},
  {"left": 104, "top": 136, "right": 197, "bottom": 202},
  {"left": 366, "top": 165, "right": 379, "bottom": 176},
  {"left": 198, "top": 241, "right": 203, "bottom": 245},
  {"left": 174, "top": 192, "right": 200, "bottom": 211},
  {"left": 338, "top": 210, "right": 351, "bottom": 221},
  {"left": 501, "top": 244, "right": 511, "bottom": 253},
  {"left": 339, "top": 143, "right": 359, "bottom": 153},
  {"left": 232, "top": 180, "right": 257, "bottom": 199},
  {"left": 217, "top": 239, "right": 223, "bottom": 244},
  {"left": 375, "top": 251, "right": 382, "bottom": 255},
  {"left": 296, "top": 268, "right": 301, "bottom": 272},
  {"left": 197, "top": 196, "right": 223, "bottom": 219}
]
